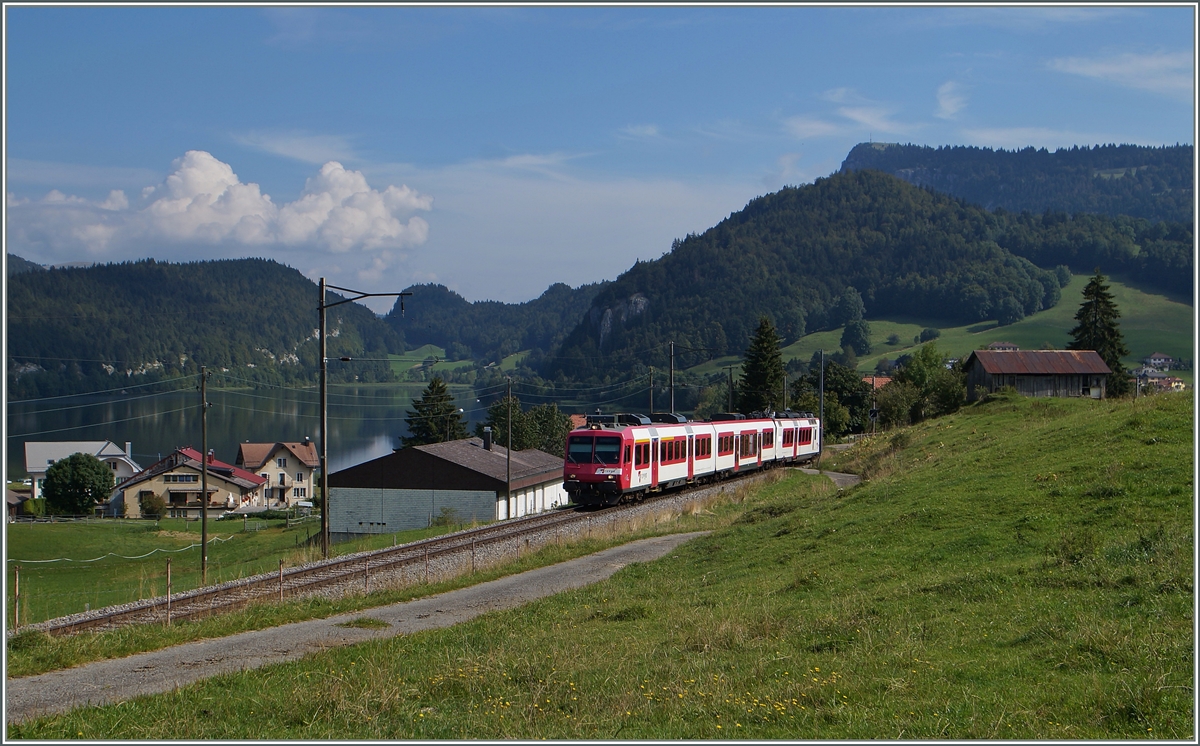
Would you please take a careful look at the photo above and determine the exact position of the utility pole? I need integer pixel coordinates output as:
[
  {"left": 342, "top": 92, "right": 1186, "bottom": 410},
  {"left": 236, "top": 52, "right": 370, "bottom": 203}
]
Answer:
[
  {"left": 723, "top": 364, "right": 738, "bottom": 412},
  {"left": 649, "top": 367, "right": 653, "bottom": 413},
  {"left": 818, "top": 350, "right": 825, "bottom": 427},
  {"left": 669, "top": 341, "right": 675, "bottom": 413},
  {"left": 199, "top": 366, "right": 210, "bottom": 584},
  {"left": 782, "top": 371, "right": 787, "bottom": 413},
  {"left": 506, "top": 377, "right": 512, "bottom": 518},
  {"left": 319, "top": 279, "right": 410, "bottom": 559}
]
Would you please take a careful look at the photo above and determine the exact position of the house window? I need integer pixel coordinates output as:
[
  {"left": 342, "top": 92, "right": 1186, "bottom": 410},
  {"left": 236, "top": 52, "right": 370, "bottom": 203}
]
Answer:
[
  {"left": 110, "top": 462, "right": 118, "bottom": 470},
  {"left": 293, "top": 487, "right": 307, "bottom": 498},
  {"left": 278, "top": 473, "right": 286, "bottom": 485},
  {"left": 276, "top": 457, "right": 288, "bottom": 468},
  {"left": 295, "top": 472, "right": 304, "bottom": 483}
]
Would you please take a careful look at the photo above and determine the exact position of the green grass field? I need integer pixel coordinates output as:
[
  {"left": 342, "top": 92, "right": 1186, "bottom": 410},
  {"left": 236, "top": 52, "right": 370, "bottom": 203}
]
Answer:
[
  {"left": 10, "top": 392, "right": 1192, "bottom": 739},
  {"left": 5, "top": 517, "right": 475, "bottom": 626}
]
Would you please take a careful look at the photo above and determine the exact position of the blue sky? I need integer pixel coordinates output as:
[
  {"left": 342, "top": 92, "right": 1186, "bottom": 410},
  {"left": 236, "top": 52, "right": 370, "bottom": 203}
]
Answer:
[{"left": 4, "top": 4, "right": 1194, "bottom": 311}]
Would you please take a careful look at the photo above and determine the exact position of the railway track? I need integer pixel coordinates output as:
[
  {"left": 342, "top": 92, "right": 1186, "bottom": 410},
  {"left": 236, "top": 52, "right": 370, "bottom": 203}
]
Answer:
[{"left": 19, "top": 467, "right": 784, "bottom": 638}]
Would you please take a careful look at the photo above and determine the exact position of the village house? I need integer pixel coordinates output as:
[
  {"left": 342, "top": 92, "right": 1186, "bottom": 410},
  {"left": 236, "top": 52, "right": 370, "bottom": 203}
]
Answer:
[
  {"left": 327, "top": 429, "right": 567, "bottom": 541},
  {"left": 107, "top": 447, "right": 266, "bottom": 519},
  {"left": 235, "top": 440, "right": 320, "bottom": 509},
  {"left": 24, "top": 441, "right": 142, "bottom": 500},
  {"left": 986, "top": 341, "right": 1020, "bottom": 352},
  {"left": 1142, "top": 352, "right": 1175, "bottom": 370},
  {"left": 962, "top": 349, "right": 1112, "bottom": 402}
]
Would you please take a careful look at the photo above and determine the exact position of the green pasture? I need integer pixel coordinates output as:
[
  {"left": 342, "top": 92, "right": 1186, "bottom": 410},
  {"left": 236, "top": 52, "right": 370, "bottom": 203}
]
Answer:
[
  {"left": 11, "top": 392, "right": 1192, "bottom": 739},
  {"left": 691, "top": 274, "right": 1193, "bottom": 384},
  {"left": 4, "top": 517, "right": 471, "bottom": 626}
]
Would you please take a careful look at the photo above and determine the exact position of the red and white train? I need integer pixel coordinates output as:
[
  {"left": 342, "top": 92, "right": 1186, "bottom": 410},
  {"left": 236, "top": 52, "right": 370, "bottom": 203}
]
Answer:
[{"left": 563, "top": 411, "right": 821, "bottom": 507}]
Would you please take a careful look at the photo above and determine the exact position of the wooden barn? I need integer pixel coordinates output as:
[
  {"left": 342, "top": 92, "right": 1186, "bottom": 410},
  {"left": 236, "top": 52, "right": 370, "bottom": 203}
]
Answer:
[{"left": 962, "top": 350, "right": 1112, "bottom": 402}]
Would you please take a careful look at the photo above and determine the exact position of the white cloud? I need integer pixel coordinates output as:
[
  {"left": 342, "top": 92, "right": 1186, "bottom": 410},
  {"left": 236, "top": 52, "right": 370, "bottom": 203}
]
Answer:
[
  {"left": 6, "top": 150, "right": 432, "bottom": 258},
  {"left": 233, "top": 130, "right": 360, "bottom": 165},
  {"left": 783, "top": 116, "right": 840, "bottom": 139},
  {"left": 936, "top": 81, "right": 967, "bottom": 119},
  {"left": 1047, "top": 51, "right": 1193, "bottom": 101},
  {"left": 276, "top": 160, "right": 431, "bottom": 251},
  {"left": 619, "top": 124, "right": 661, "bottom": 139},
  {"left": 837, "top": 106, "right": 915, "bottom": 135}
]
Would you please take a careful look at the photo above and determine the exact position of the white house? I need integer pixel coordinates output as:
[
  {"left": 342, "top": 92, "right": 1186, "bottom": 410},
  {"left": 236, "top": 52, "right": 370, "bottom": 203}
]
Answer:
[{"left": 24, "top": 441, "right": 142, "bottom": 500}]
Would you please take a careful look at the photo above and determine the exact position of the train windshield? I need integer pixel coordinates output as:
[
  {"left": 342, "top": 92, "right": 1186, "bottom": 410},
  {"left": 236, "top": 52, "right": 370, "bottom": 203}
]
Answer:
[
  {"left": 594, "top": 437, "right": 622, "bottom": 464},
  {"left": 566, "top": 435, "right": 623, "bottom": 464}
]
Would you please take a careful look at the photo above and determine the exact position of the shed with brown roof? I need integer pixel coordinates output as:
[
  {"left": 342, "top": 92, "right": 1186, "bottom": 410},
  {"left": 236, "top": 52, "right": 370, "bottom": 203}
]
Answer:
[
  {"left": 327, "top": 436, "right": 567, "bottom": 541},
  {"left": 962, "top": 350, "right": 1112, "bottom": 402}
]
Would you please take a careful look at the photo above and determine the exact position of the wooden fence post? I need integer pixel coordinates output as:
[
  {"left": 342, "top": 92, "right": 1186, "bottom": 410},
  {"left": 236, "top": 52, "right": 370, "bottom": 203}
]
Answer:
[
  {"left": 13, "top": 565, "right": 19, "bottom": 630},
  {"left": 166, "top": 558, "right": 172, "bottom": 626},
  {"left": 279, "top": 559, "right": 284, "bottom": 602}
]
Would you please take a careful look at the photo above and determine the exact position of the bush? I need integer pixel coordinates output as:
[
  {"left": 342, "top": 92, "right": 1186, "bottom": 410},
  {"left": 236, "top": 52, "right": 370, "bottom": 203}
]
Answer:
[
  {"left": 140, "top": 494, "right": 167, "bottom": 520},
  {"left": 431, "top": 507, "right": 459, "bottom": 527},
  {"left": 886, "top": 333, "right": 901, "bottom": 346},
  {"left": 918, "top": 327, "right": 941, "bottom": 343},
  {"left": 20, "top": 498, "right": 45, "bottom": 517}
]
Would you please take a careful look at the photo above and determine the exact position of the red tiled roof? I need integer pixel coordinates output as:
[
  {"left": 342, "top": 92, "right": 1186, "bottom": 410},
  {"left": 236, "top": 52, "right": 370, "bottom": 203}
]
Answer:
[
  {"left": 862, "top": 375, "right": 892, "bottom": 389},
  {"left": 965, "top": 350, "right": 1111, "bottom": 376},
  {"left": 178, "top": 448, "right": 267, "bottom": 485}
]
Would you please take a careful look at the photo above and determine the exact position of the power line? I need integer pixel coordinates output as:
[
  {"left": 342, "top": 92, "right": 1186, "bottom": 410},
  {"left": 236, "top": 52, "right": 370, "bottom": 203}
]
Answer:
[{"left": 7, "top": 374, "right": 201, "bottom": 404}]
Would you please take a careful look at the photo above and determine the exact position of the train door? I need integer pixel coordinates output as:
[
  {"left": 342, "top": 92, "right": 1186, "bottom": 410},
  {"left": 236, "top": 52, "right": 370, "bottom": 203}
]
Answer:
[
  {"left": 757, "top": 430, "right": 763, "bottom": 467},
  {"left": 651, "top": 438, "right": 659, "bottom": 487},
  {"left": 687, "top": 435, "right": 694, "bottom": 480}
]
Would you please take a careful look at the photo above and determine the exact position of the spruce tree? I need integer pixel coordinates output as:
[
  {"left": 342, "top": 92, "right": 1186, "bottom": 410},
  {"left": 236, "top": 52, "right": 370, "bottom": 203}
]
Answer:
[
  {"left": 401, "top": 377, "right": 468, "bottom": 447},
  {"left": 737, "top": 316, "right": 785, "bottom": 413},
  {"left": 1068, "top": 269, "right": 1131, "bottom": 397}
]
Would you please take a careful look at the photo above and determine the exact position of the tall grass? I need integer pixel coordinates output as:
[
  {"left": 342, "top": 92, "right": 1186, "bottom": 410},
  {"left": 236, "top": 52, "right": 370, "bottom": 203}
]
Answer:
[{"left": 11, "top": 393, "right": 1191, "bottom": 739}]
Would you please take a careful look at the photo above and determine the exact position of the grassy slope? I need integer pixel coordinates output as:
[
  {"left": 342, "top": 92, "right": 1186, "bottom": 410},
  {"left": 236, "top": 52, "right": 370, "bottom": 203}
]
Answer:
[
  {"left": 11, "top": 392, "right": 1192, "bottom": 739},
  {"left": 688, "top": 274, "right": 1194, "bottom": 384}
]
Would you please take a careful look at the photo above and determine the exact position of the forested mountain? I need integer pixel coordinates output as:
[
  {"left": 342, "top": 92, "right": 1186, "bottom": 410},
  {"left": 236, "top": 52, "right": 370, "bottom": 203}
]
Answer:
[
  {"left": 6, "top": 253, "right": 45, "bottom": 277},
  {"left": 841, "top": 142, "right": 1192, "bottom": 224},
  {"left": 383, "top": 280, "right": 606, "bottom": 365},
  {"left": 546, "top": 169, "right": 1192, "bottom": 382},
  {"left": 7, "top": 258, "right": 403, "bottom": 399}
]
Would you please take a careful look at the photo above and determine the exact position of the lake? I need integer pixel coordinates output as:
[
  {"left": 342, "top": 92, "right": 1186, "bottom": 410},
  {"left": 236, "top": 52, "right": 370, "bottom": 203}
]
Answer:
[{"left": 6, "top": 383, "right": 482, "bottom": 483}]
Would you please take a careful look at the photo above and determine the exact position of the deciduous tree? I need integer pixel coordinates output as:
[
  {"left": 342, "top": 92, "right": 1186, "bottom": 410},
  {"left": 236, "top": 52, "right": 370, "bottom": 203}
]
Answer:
[{"left": 43, "top": 453, "right": 113, "bottom": 515}]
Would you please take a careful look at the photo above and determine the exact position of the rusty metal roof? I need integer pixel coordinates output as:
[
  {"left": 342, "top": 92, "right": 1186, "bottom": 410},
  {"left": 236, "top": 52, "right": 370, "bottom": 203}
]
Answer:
[{"left": 965, "top": 349, "right": 1111, "bottom": 376}]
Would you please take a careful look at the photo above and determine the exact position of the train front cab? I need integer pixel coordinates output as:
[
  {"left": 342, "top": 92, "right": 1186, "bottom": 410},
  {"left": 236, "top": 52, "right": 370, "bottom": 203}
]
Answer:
[{"left": 563, "top": 430, "right": 629, "bottom": 507}]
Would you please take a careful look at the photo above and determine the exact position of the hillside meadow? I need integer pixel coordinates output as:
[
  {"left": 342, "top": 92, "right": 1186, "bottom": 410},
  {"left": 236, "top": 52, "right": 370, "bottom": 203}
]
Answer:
[
  {"left": 689, "top": 273, "right": 1193, "bottom": 385},
  {"left": 10, "top": 391, "right": 1192, "bottom": 740}
]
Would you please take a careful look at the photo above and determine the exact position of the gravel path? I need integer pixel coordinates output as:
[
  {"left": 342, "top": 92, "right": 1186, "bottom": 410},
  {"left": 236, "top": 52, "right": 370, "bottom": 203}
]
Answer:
[
  {"left": 5, "top": 532, "right": 709, "bottom": 726},
  {"left": 797, "top": 468, "right": 861, "bottom": 489}
]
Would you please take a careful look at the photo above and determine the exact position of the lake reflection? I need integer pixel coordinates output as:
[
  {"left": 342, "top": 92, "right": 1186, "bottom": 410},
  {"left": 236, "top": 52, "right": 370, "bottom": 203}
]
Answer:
[{"left": 6, "top": 383, "right": 477, "bottom": 481}]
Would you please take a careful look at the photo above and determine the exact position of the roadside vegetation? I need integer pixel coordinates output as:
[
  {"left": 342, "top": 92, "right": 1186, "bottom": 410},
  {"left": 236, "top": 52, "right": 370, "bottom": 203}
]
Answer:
[{"left": 10, "top": 392, "right": 1191, "bottom": 739}]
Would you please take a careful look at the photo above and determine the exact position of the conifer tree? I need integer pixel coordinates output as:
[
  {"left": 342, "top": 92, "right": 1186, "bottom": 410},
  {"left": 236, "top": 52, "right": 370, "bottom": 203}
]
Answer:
[
  {"left": 737, "top": 316, "right": 785, "bottom": 413},
  {"left": 1068, "top": 269, "right": 1131, "bottom": 397},
  {"left": 401, "top": 377, "right": 467, "bottom": 447}
]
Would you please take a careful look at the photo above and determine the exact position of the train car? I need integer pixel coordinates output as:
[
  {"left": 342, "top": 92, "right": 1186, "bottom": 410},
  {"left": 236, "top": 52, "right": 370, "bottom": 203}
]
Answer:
[{"left": 563, "top": 411, "right": 821, "bottom": 508}]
